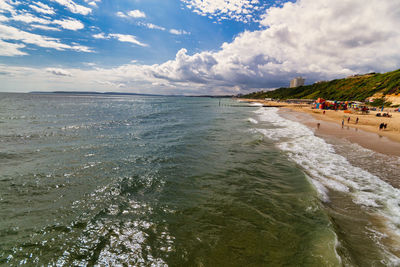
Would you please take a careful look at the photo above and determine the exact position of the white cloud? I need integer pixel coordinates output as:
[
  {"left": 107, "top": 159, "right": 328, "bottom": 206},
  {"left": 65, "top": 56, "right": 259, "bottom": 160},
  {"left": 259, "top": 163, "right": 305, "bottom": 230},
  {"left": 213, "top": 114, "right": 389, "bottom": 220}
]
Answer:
[
  {"left": 169, "top": 29, "right": 189, "bottom": 35},
  {"left": 116, "top": 12, "right": 184, "bottom": 34},
  {"left": 0, "top": 24, "right": 92, "bottom": 54},
  {"left": 0, "top": 64, "right": 158, "bottom": 93},
  {"left": 29, "top": 2, "right": 55, "bottom": 15},
  {"left": 135, "top": 22, "right": 188, "bottom": 35},
  {"left": 46, "top": 67, "right": 72, "bottom": 76},
  {"left": 96, "top": 80, "right": 126, "bottom": 88},
  {"left": 88, "top": 1, "right": 97, "bottom": 7},
  {"left": 127, "top": 10, "right": 146, "bottom": 18},
  {"left": 182, "top": 0, "right": 263, "bottom": 23},
  {"left": 50, "top": 0, "right": 91, "bottom": 15},
  {"left": 84, "top": 0, "right": 101, "bottom": 6},
  {"left": 12, "top": 13, "right": 50, "bottom": 24},
  {"left": 93, "top": 32, "right": 147, "bottom": 47},
  {"left": 108, "top": 33, "right": 147, "bottom": 47},
  {"left": 138, "top": 22, "right": 166, "bottom": 31},
  {"left": 0, "top": 2, "right": 88, "bottom": 55},
  {"left": 83, "top": 0, "right": 100, "bottom": 7},
  {"left": 9, "top": 12, "right": 84, "bottom": 31},
  {"left": 0, "top": 14, "right": 10, "bottom": 21},
  {"left": 53, "top": 18, "right": 84, "bottom": 30},
  {"left": 0, "top": 0, "right": 16, "bottom": 14},
  {"left": 92, "top": 32, "right": 107, "bottom": 39},
  {"left": 0, "top": 39, "right": 26, "bottom": 56},
  {"left": 31, "top": 24, "right": 61, "bottom": 31},
  {"left": 117, "top": 9, "right": 146, "bottom": 19},
  {"left": 116, "top": 11, "right": 127, "bottom": 18}
]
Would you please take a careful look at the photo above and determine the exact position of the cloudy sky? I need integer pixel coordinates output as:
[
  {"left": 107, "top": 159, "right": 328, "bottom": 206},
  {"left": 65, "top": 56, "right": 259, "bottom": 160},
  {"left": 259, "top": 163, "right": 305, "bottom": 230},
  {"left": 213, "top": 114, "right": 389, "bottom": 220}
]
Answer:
[{"left": 1, "top": 0, "right": 399, "bottom": 95}]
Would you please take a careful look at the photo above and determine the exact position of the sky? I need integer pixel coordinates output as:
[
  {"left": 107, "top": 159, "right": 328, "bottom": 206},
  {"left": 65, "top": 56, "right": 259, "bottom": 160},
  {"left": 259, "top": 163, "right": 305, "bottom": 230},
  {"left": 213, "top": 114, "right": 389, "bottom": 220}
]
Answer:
[{"left": 0, "top": 0, "right": 400, "bottom": 95}]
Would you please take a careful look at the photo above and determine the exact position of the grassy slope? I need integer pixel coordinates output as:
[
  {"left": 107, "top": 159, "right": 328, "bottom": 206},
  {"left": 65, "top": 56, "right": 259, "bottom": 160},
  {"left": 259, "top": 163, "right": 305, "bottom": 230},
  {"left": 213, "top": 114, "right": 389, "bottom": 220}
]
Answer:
[{"left": 242, "top": 69, "right": 400, "bottom": 101}]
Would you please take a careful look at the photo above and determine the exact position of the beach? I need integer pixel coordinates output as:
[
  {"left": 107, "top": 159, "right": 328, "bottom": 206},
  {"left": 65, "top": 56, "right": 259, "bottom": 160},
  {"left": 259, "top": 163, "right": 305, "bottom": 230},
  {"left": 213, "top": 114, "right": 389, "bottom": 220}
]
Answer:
[
  {"left": 246, "top": 103, "right": 400, "bottom": 264},
  {"left": 240, "top": 99, "right": 400, "bottom": 156},
  {"left": 242, "top": 100, "right": 400, "bottom": 263}
]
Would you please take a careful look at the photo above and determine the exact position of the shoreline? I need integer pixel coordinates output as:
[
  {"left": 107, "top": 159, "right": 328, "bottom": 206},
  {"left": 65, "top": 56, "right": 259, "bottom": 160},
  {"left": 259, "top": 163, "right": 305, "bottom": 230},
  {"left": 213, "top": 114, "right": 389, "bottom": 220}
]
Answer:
[
  {"left": 239, "top": 99, "right": 400, "bottom": 157},
  {"left": 239, "top": 98, "right": 400, "bottom": 263}
]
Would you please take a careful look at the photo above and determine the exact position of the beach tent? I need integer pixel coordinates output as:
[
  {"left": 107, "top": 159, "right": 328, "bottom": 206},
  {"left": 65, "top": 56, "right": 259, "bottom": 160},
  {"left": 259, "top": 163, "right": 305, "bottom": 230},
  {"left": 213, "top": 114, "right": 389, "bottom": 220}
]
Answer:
[{"left": 315, "top": 98, "right": 326, "bottom": 109}]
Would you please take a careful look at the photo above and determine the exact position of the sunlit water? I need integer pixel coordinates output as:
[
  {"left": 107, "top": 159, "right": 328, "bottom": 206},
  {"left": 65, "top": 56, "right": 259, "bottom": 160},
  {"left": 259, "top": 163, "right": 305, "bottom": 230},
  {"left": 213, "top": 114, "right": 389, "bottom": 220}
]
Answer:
[{"left": 0, "top": 93, "right": 398, "bottom": 266}]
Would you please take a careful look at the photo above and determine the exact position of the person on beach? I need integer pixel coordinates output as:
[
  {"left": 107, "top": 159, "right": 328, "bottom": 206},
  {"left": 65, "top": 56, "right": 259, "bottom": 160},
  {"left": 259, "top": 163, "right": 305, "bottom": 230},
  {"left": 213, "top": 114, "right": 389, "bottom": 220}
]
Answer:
[
  {"left": 356, "top": 117, "right": 359, "bottom": 124},
  {"left": 342, "top": 119, "right": 344, "bottom": 128},
  {"left": 379, "top": 123, "right": 384, "bottom": 130},
  {"left": 317, "top": 123, "right": 320, "bottom": 129},
  {"left": 323, "top": 110, "right": 325, "bottom": 115},
  {"left": 347, "top": 117, "right": 350, "bottom": 123},
  {"left": 384, "top": 123, "right": 387, "bottom": 129}
]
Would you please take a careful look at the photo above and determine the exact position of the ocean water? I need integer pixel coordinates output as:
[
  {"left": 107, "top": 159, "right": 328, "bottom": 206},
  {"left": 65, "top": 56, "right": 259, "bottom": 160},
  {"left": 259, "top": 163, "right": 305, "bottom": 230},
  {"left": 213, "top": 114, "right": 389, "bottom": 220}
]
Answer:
[{"left": 0, "top": 93, "right": 398, "bottom": 266}]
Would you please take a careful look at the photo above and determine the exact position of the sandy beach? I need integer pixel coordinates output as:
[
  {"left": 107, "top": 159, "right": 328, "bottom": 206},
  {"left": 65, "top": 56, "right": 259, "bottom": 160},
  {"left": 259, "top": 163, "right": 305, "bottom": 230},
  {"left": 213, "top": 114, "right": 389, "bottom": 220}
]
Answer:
[{"left": 239, "top": 98, "right": 400, "bottom": 156}]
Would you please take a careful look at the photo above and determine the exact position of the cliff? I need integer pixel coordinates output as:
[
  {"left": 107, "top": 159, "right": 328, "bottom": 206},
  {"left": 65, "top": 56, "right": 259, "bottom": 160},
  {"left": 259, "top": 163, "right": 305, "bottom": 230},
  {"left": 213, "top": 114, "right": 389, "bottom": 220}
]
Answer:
[{"left": 242, "top": 69, "right": 400, "bottom": 105}]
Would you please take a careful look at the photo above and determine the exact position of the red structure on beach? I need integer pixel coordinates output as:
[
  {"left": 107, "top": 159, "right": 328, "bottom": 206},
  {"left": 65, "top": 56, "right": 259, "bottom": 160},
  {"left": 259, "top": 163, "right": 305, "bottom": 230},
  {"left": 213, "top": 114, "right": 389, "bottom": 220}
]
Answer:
[
  {"left": 314, "top": 98, "right": 349, "bottom": 110},
  {"left": 315, "top": 98, "right": 326, "bottom": 109}
]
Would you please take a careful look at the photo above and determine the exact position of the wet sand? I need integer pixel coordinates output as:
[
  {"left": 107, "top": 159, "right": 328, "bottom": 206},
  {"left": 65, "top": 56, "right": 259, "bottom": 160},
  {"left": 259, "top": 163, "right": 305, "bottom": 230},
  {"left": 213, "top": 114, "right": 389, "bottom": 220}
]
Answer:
[{"left": 280, "top": 108, "right": 400, "bottom": 157}]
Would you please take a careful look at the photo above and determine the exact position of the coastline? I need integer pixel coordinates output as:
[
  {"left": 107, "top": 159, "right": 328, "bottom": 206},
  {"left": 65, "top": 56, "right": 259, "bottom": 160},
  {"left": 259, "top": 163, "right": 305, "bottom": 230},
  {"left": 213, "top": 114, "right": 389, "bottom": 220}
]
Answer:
[
  {"left": 246, "top": 99, "right": 400, "bottom": 264},
  {"left": 240, "top": 99, "right": 400, "bottom": 157}
]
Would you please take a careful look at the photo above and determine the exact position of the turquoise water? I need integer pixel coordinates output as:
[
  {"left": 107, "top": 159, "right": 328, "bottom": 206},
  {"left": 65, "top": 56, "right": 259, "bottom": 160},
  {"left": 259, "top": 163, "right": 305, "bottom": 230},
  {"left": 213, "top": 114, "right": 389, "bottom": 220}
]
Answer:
[{"left": 0, "top": 93, "right": 398, "bottom": 266}]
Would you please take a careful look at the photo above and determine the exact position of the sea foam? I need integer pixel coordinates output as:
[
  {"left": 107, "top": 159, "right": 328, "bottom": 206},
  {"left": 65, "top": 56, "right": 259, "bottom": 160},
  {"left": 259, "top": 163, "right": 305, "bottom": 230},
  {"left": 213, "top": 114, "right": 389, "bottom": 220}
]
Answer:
[
  {"left": 253, "top": 107, "right": 400, "bottom": 263},
  {"left": 247, "top": 118, "right": 258, "bottom": 124}
]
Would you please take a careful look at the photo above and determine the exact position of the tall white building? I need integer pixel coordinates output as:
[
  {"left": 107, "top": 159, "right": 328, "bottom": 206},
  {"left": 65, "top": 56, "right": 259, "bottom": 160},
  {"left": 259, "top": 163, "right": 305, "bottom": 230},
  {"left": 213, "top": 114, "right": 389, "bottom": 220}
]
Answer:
[{"left": 290, "top": 77, "right": 305, "bottom": 88}]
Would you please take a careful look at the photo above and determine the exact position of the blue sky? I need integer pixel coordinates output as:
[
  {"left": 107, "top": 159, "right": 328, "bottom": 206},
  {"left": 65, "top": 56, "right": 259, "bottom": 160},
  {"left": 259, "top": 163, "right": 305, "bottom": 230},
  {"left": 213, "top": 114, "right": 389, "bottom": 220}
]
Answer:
[
  {"left": 1, "top": 0, "right": 261, "bottom": 67},
  {"left": 1, "top": 0, "right": 399, "bottom": 95}
]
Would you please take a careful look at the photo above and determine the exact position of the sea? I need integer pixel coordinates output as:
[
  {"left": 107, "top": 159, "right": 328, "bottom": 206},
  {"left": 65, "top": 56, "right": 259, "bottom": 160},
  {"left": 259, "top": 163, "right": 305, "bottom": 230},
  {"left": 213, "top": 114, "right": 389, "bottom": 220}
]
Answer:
[{"left": 0, "top": 93, "right": 399, "bottom": 266}]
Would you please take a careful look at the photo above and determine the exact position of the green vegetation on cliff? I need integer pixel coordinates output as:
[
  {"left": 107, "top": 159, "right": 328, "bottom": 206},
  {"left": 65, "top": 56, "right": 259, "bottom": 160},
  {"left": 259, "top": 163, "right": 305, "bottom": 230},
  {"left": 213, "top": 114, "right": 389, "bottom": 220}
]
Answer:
[{"left": 242, "top": 69, "right": 400, "bottom": 101}]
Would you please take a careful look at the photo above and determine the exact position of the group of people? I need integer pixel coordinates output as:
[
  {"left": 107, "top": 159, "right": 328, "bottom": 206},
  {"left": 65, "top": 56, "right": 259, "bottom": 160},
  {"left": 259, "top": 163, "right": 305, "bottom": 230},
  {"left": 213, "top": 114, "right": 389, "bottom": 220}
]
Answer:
[
  {"left": 341, "top": 117, "right": 388, "bottom": 131},
  {"left": 341, "top": 116, "right": 359, "bottom": 128},
  {"left": 320, "top": 109, "right": 391, "bottom": 132},
  {"left": 321, "top": 110, "right": 392, "bottom": 132},
  {"left": 376, "top": 113, "right": 392, "bottom": 117},
  {"left": 379, "top": 122, "right": 388, "bottom": 130}
]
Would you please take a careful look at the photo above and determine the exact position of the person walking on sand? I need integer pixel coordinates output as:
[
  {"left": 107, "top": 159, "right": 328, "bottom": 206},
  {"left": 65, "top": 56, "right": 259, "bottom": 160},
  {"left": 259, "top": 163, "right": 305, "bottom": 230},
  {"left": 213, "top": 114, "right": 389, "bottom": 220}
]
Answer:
[
  {"left": 347, "top": 117, "right": 350, "bottom": 123},
  {"left": 356, "top": 117, "right": 359, "bottom": 124},
  {"left": 342, "top": 119, "right": 344, "bottom": 128},
  {"left": 379, "top": 123, "right": 384, "bottom": 130}
]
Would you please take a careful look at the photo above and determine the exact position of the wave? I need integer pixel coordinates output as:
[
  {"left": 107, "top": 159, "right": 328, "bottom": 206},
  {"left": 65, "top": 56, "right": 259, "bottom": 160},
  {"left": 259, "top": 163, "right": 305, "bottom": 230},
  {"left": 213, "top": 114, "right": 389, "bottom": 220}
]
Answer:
[
  {"left": 247, "top": 118, "right": 258, "bottom": 124},
  {"left": 249, "top": 102, "right": 263, "bottom": 107},
  {"left": 253, "top": 107, "right": 400, "bottom": 264}
]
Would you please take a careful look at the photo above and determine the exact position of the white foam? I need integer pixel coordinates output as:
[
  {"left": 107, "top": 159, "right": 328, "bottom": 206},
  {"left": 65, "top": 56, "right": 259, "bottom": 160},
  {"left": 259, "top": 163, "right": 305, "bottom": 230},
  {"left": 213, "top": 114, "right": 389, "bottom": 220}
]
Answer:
[
  {"left": 247, "top": 118, "right": 258, "bottom": 124},
  {"left": 250, "top": 102, "right": 263, "bottom": 106},
  {"left": 252, "top": 107, "right": 400, "bottom": 261}
]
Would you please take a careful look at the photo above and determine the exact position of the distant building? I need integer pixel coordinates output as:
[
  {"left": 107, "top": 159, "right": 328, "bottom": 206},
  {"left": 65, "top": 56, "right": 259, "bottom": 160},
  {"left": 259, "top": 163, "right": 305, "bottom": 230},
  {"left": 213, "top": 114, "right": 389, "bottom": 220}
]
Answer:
[{"left": 290, "top": 77, "right": 305, "bottom": 88}]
